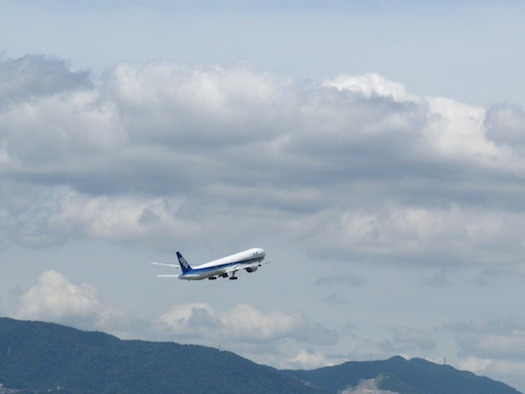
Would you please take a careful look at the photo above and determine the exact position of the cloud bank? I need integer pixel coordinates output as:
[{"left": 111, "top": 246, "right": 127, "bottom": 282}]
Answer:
[{"left": 1, "top": 55, "right": 524, "bottom": 272}]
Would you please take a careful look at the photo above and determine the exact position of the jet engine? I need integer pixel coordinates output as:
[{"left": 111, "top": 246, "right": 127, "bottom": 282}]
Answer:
[{"left": 245, "top": 266, "right": 258, "bottom": 273}]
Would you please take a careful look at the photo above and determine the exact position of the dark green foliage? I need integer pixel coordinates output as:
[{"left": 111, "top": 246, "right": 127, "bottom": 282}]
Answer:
[
  {"left": 0, "top": 317, "right": 521, "bottom": 393},
  {"left": 0, "top": 317, "right": 324, "bottom": 393},
  {"left": 285, "top": 355, "right": 521, "bottom": 394}
]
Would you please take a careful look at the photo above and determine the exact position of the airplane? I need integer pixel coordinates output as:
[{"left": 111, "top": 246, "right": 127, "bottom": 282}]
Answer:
[{"left": 152, "top": 248, "right": 268, "bottom": 280}]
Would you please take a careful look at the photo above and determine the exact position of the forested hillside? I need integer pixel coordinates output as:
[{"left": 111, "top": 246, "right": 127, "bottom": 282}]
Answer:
[
  {"left": 0, "top": 317, "right": 323, "bottom": 393},
  {"left": 0, "top": 317, "right": 520, "bottom": 393}
]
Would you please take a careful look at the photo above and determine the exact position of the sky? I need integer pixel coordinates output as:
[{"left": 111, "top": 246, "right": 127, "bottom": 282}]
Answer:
[{"left": 1, "top": 0, "right": 525, "bottom": 391}]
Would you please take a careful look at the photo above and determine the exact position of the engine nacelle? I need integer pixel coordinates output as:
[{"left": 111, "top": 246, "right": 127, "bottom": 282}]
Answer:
[{"left": 245, "top": 266, "right": 258, "bottom": 273}]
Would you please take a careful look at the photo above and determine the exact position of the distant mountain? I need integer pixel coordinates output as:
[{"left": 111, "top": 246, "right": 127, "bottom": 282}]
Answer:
[
  {"left": 0, "top": 317, "right": 521, "bottom": 393},
  {"left": 0, "top": 317, "right": 323, "bottom": 393},
  {"left": 284, "top": 355, "right": 521, "bottom": 394}
]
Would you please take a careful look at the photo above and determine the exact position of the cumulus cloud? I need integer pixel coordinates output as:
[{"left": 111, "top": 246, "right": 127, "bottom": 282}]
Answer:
[
  {"left": 48, "top": 191, "right": 198, "bottom": 244},
  {"left": 1, "top": 55, "right": 525, "bottom": 271},
  {"left": 15, "top": 270, "right": 133, "bottom": 334},
  {"left": 158, "top": 302, "right": 337, "bottom": 347},
  {"left": 287, "top": 349, "right": 342, "bottom": 369}
]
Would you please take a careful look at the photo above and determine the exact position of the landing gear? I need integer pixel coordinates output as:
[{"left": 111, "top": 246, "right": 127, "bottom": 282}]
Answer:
[
  {"left": 229, "top": 275, "right": 238, "bottom": 280},
  {"left": 208, "top": 276, "right": 217, "bottom": 280}
]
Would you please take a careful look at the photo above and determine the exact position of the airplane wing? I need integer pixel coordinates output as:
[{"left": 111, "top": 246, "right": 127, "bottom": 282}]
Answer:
[
  {"left": 225, "top": 264, "right": 242, "bottom": 274},
  {"left": 151, "top": 262, "right": 180, "bottom": 269},
  {"left": 225, "top": 260, "right": 270, "bottom": 274},
  {"left": 242, "top": 260, "right": 271, "bottom": 268}
]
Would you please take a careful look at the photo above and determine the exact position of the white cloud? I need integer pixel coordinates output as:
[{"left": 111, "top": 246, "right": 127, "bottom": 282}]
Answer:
[
  {"left": 298, "top": 205, "right": 525, "bottom": 267},
  {"left": 49, "top": 191, "right": 197, "bottom": 244},
  {"left": 287, "top": 349, "right": 340, "bottom": 369},
  {"left": 16, "top": 270, "right": 100, "bottom": 320},
  {"left": 1, "top": 55, "right": 525, "bottom": 272},
  {"left": 323, "top": 72, "right": 418, "bottom": 103},
  {"left": 158, "top": 302, "right": 336, "bottom": 348},
  {"left": 15, "top": 270, "right": 132, "bottom": 334},
  {"left": 159, "top": 302, "right": 302, "bottom": 342},
  {"left": 221, "top": 304, "right": 305, "bottom": 341}
]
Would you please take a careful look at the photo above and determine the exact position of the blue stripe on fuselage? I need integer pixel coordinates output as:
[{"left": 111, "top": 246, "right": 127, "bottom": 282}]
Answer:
[{"left": 179, "top": 257, "right": 261, "bottom": 279}]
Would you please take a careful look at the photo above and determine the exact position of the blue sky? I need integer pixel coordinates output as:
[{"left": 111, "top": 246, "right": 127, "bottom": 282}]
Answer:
[{"left": 1, "top": 1, "right": 525, "bottom": 391}]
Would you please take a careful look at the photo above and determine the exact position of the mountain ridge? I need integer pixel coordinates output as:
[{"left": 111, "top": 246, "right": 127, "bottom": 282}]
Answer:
[
  {"left": 284, "top": 355, "right": 521, "bottom": 394},
  {"left": 0, "top": 317, "right": 520, "bottom": 393}
]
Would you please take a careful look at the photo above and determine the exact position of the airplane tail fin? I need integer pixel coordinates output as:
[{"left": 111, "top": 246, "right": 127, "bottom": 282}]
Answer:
[{"left": 176, "top": 252, "right": 192, "bottom": 274}]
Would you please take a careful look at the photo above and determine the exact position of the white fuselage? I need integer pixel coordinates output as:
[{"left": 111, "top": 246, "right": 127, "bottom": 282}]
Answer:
[{"left": 179, "top": 248, "right": 266, "bottom": 280}]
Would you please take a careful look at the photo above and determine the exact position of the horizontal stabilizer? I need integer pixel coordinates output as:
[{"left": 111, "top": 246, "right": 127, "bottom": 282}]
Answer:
[
  {"left": 151, "top": 262, "right": 180, "bottom": 268},
  {"left": 156, "top": 274, "right": 180, "bottom": 278}
]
